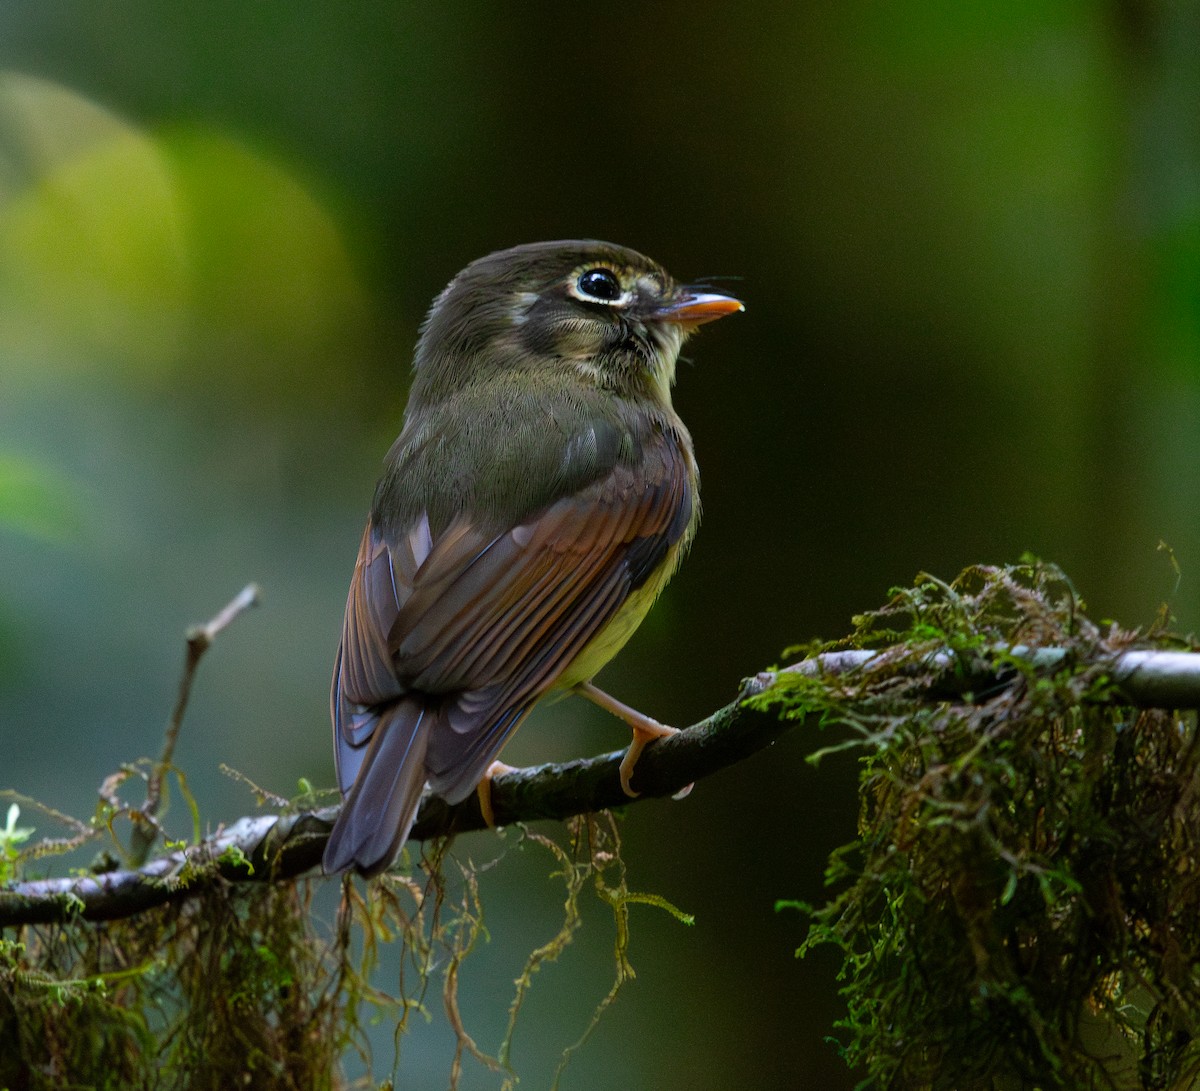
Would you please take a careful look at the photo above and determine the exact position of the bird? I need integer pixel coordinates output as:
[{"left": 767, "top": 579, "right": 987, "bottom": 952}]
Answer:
[{"left": 323, "top": 239, "right": 743, "bottom": 877}]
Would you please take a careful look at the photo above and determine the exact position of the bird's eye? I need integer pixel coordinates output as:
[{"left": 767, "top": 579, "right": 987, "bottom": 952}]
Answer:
[{"left": 576, "top": 267, "right": 623, "bottom": 302}]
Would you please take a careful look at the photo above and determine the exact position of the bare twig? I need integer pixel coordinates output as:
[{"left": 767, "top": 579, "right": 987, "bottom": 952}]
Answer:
[{"left": 128, "top": 584, "right": 260, "bottom": 866}]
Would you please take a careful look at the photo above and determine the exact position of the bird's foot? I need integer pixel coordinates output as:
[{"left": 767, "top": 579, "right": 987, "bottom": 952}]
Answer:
[
  {"left": 476, "top": 760, "right": 520, "bottom": 828},
  {"left": 618, "top": 721, "right": 681, "bottom": 797},
  {"left": 577, "top": 682, "right": 692, "bottom": 798}
]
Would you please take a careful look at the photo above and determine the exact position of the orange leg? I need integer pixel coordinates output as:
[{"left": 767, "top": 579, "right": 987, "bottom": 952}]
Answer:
[
  {"left": 576, "top": 683, "right": 688, "bottom": 798},
  {"left": 476, "top": 760, "right": 520, "bottom": 828}
]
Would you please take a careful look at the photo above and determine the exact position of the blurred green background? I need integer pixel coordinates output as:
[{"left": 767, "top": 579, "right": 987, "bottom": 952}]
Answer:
[{"left": 1, "top": 2, "right": 1198, "bottom": 1087}]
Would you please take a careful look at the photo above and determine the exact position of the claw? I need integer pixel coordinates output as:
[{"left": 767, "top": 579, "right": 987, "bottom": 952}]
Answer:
[
  {"left": 476, "top": 760, "right": 520, "bottom": 827},
  {"left": 617, "top": 720, "right": 680, "bottom": 796},
  {"left": 578, "top": 682, "right": 682, "bottom": 797}
]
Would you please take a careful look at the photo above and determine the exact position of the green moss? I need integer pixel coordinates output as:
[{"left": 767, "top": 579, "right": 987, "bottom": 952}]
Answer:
[
  {"left": 0, "top": 881, "right": 347, "bottom": 1091},
  {"left": 762, "top": 562, "right": 1200, "bottom": 1089}
]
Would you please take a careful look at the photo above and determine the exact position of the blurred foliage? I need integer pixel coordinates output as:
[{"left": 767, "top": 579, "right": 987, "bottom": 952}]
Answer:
[
  {"left": 0, "top": 70, "right": 370, "bottom": 409},
  {"left": 761, "top": 563, "right": 1200, "bottom": 1088},
  {"left": 0, "top": 455, "right": 82, "bottom": 542}
]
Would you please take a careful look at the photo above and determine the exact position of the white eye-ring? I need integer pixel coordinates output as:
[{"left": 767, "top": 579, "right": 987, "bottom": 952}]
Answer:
[{"left": 571, "top": 267, "right": 631, "bottom": 307}]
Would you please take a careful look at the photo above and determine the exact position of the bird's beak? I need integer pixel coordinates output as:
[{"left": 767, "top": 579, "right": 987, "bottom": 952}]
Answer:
[{"left": 654, "top": 288, "right": 744, "bottom": 327}]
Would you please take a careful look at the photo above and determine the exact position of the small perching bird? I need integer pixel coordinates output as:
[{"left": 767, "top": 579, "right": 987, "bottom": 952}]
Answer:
[{"left": 323, "top": 240, "right": 743, "bottom": 877}]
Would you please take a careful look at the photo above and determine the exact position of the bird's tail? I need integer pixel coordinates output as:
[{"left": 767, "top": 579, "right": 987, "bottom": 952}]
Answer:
[{"left": 323, "top": 698, "right": 431, "bottom": 878}]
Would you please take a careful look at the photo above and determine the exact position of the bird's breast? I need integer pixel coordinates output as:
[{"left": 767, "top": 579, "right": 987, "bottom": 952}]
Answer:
[{"left": 553, "top": 488, "right": 697, "bottom": 693}]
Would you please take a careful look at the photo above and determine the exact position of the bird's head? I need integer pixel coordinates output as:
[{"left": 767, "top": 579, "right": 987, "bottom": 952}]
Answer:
[{"left": 411, "top": 240, "right": 743, "bottom": 407}]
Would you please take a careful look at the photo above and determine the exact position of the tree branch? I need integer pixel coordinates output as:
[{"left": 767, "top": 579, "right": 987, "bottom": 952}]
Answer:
[{"left": 2, "top": 646, "right": 1197, "bottom": 928}]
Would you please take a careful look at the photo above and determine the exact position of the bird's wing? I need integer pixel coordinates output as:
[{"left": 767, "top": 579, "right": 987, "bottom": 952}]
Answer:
[{"left": 331, "top": 433, "right": 694, "bottom": 805}]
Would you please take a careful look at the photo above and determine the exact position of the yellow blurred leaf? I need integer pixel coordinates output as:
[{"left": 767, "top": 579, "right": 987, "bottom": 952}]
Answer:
[
  {"left": 0, "top": 72, "right": 370, "bottom": 412},
  {"left": 0, "top": 72, "right": 190, "bottom": 379}
]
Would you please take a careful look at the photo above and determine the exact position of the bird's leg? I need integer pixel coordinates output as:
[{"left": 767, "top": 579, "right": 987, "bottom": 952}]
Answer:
[
  {"left": 576, "top": 682, "right": 689, "bottom": 798},
  {"left": 476, "top": 760, "right": 520, "bottom": 828}
]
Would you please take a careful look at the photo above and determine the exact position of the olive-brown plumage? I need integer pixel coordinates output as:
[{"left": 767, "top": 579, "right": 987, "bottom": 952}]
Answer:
[{"left": 324, "top": 240, "right": 742, "bottom": 876}]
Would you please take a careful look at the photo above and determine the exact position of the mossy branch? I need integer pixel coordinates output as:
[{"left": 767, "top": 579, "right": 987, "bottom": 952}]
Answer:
[{"left": 2, "top": 642, "right": 1197, "bottom": 928}]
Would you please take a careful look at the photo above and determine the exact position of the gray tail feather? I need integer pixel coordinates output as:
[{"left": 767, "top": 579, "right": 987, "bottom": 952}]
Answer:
[{"left": 323, "top": 699, "right": 431, "bottom": 878}]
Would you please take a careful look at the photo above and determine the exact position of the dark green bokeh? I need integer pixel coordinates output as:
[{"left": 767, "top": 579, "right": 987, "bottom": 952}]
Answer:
[{"left": 1, "top": 3, "right": 1197, "bottom": 1087}]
